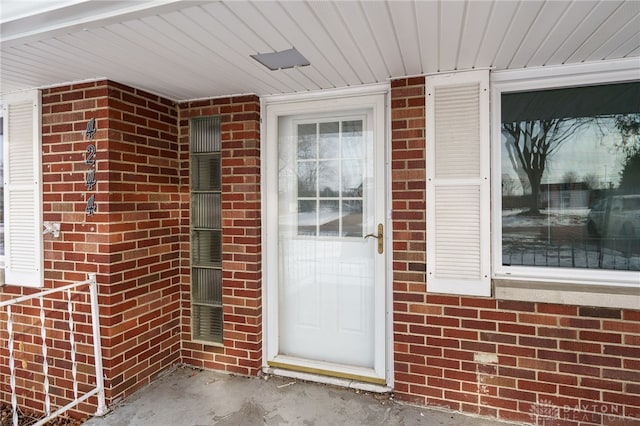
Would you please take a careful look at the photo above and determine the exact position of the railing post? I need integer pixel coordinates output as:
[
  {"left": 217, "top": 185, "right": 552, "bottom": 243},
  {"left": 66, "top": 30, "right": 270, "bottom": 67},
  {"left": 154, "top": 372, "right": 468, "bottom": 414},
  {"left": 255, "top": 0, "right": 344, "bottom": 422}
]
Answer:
[
  {"left": 67, "top": 288, "right": 78, "bottom": 400},
  {"left": 7, "top": 305, "right": 18, "bottom": 426},
  {"left": 88, "top": 273, "right": 107, "bottom": 416},
  {"left": 39, "top": 296, "right": 51, "bottom": 417}
]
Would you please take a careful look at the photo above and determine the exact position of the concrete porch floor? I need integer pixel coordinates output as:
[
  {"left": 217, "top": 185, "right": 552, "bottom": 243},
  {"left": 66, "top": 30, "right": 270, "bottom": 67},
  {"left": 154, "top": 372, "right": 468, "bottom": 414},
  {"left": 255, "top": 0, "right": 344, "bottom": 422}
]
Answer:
[{"left": 83, "top": 366, "right": 519, "bottom": 426}]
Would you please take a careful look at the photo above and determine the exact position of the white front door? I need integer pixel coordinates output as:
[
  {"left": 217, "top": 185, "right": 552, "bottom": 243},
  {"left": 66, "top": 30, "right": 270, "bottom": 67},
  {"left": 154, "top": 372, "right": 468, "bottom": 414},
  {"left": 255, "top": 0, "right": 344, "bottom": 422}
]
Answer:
[{"left": 264, "top": 91, "right": 387, "bottom": 384}]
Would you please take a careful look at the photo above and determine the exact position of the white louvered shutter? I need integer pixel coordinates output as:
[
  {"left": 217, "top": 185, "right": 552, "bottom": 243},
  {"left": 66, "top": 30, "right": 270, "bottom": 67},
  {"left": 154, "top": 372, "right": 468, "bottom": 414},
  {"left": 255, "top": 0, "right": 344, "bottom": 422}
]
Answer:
[
  {"left": 426, "top": 71, "right": 490, "bottom": 296},
  {"left": 3, "top": 90, "right": 43, "bottom": 287}
]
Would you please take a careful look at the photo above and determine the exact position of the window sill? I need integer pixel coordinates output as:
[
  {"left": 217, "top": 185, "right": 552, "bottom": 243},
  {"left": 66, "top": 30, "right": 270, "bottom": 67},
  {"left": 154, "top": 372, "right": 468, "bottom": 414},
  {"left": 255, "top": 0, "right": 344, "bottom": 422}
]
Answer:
[
  {"left": 190, "top": 338, "right": 225, "bottom": 349},
  {"left": 494, "top": 279, "right": 639, "bottom": 309}
]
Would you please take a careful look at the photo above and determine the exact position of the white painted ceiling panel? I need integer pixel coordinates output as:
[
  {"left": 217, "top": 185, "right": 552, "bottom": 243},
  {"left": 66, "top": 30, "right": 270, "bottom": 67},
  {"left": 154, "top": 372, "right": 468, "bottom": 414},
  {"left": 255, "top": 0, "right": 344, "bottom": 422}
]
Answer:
[
  {"left": 279, "top": 1, "right": 361, "bottom": 86},
  {"left": 387, "top": 1, "right": 422, "bottom": 77},
  {"left": 4, "top": 46, "right": 74, "bottom": 84},
  {"left": 134, "top": 16, "right": 240, "bottom": 83},
  {"left": 221, "top": 1, "right": 290, "bottom": 53},
  {"left": 608, "top": 27, "right": 640, "bottom": 60},
  {"left": 546, "top": 1, "right": 624, "bottom": 66},
  {"left": 307, "top": 1, "right": 374, "bottom": 84},
  {"left": 570, "top": 1, "right": 640, "bottom": 62},
  {"left": 526, "top": 1, "right": 598, "bottom": 67},
  {"left": 252, "top": 1, "right": 342, "bottom": 90},
  {"left": 333, "top": 1, "right": 389, "bottom": 81},
  {"left": 360, "top": 1, "right": 406, "bottom": 77},
  {"left": 178, "top": 7, "right": 305, "bottom": 95},
  {"left": 151, "top": 12, "right": 282, "bottom": 95},
  {"left": 0, "top": 0, "right": 637, "bottom": 101},
  {"left": 587, "top": 13, "right": 640, "bottom": 62},
  {"left": 58, "top": 28, "right": 203, "bottom": 99},
  {"left": 493, "top": 1, "right": 546, "bottom": 70},
  {"left": 104, "top": 22, "right": 221, "bottom": 89},
  {"left": 438, "top": 1, "right": 466, "bottom": 72},
  {"left": 508, "top": 1, "right": 573, "bottom": 70},
  {"left": 206, "top": 2, "right": 319, "bottom": 93},
  {"left": 165, "top": 10, "right": 266, "bottom": 85},
  {"left": 198, "top": 2, "right": 271, "bottom": 53},
  {"left": 71, "top": 25, "right": 209, "bottom": 95},
  {"left": 43, "top": 34, "right": 133, "bottom": 82},
  {"left": 277, "top": 67, "right": 324, "bottom": 93},
  {"left": 36, "top": 37, "right": 111, "bottom": 79},
  {"left": 473, "top": 1, "right": 519, "bottom": 70},
  {"left": 456, "top": 1, "right": 494, "bottom": 71},
  {"left": 415, "top": 0, "right": 440, "bottom": 73}
]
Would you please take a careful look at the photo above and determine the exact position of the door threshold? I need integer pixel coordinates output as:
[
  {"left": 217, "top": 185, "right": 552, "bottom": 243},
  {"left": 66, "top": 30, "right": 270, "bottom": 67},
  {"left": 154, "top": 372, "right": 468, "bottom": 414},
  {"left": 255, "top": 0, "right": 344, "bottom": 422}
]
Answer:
[
  {"left": 268, "top": 355, "right": 386, "bottom": 385},
  {"left": 263, "top": 366, "right": 391, "bottom": 394}
]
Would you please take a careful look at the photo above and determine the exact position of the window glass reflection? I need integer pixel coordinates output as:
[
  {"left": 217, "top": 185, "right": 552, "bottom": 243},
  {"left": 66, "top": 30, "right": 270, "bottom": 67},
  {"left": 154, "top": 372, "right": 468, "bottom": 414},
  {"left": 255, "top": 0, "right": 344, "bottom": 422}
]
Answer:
[
  {"left": 319, "top": 200, "right": 340, "bottom": 236},
  {"left": 501, "top": 82, "right": 640, "bottom": 271},
  {"left": 297, "top": 123, "right": 317, "bottom": 159},
  {"left": 342, "top": 201, "right": 363, "bottom": 237},
  {"left": 295, "top": 118, "right": 366, "bottom": 238},
  {"left": 318, "top": 160, "right": 340, "bottom": 197},
  {"left": 342, "top": 160, "right": 363, "bottom": 197},
  {"left": 342, "top": 120, "right": 363, "bottom": 159},
  {"left": 297, "top": 161, "right": 317, "bottom": 197},
  {"left": 319, "top": 122, "right": 339, "bottom": 159},
  {"left": 298, "top": 200, "right": 317, "bottom": 236}
]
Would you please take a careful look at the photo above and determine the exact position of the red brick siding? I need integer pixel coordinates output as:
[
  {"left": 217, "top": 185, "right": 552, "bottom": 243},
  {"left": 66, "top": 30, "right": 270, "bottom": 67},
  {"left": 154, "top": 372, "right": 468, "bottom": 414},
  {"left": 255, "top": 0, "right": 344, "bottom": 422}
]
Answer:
[
  {"left": 178, "top": 96, "right": 262, "bottom": 376},
  {"left": 391, "top": 76, "right": 640, "bottom": 424},
  {"left": 1, "top": 80, "right": 182, "bottom": 417},
  {"left": 98, "top": 81, "right": 181, "bottom": 404},
  {"left": 1, "top": 81, "right": 113, "bottom": 416},
  {"left": 0, "top": 83, "right": 260, "bottom": 419},
  {"left": 2, "top": 74, "right": 637, "bottom": 426}
]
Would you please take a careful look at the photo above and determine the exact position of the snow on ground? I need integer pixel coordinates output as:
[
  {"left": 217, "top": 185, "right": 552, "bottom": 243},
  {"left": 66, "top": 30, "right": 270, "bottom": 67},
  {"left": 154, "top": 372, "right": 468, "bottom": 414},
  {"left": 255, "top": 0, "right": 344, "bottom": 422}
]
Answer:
[
  {"left": 502, "top": 208, "right": 639, "bottom": 271},
  {"left": 502, "top": 208, "right": 589, "bottom": 228}
]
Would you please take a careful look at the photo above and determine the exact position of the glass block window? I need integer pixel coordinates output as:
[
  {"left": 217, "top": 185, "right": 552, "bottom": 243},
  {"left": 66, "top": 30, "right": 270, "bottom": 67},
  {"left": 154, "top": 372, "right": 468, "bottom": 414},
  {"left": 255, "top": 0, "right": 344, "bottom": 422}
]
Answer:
[{"left": 190, "top": 116, "right": 223, "bottom": 343}]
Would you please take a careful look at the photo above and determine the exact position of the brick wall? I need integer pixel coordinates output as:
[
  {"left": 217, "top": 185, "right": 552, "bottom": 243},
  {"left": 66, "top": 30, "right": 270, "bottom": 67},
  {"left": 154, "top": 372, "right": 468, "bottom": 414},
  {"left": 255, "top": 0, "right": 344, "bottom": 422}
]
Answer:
[
  {"left": 1, "top": 80, "right": 183, "bottom": 417},
  {"left": 2, "top": 75, "right": 637, "bottom": 425},
  {"left": 390, "top": 76, "right": 640, "bottom": 424},
  {"left": 98, "top": 81, "right": 181, "bottom": 403},
  {"left": 0, "top": 83, "right": 261, "bottom": 420},
  {"left": 1, "top": 81, "right": 113, "bottom": 416},
  {"left": 178, "top": 96, "right": 262, "bottom": 376}
]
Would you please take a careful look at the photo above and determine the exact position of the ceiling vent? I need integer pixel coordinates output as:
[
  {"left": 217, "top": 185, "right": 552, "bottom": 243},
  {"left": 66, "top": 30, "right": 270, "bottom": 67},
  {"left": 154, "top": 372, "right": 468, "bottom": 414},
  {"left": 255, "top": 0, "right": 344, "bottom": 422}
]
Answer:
[{"left": 251, "top": 48, "right": 310, "bottom": 70}]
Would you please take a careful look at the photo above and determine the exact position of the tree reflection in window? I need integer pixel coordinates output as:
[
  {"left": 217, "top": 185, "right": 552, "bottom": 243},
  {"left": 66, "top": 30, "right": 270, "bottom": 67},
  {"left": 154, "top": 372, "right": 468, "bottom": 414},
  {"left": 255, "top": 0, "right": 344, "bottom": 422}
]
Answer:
[
  {"left": 296, "top": 119, "right": 364, "bottom": 237},
  {"left": 501, "top": 82, "right": 640, "bottom": 271}
]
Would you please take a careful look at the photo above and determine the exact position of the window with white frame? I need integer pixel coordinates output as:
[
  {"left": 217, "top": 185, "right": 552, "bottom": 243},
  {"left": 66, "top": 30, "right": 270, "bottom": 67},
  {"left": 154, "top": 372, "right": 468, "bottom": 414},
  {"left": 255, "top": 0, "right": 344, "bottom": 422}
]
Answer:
[{"left": 492, "top": 65, "right": 639, "bottom": 287}]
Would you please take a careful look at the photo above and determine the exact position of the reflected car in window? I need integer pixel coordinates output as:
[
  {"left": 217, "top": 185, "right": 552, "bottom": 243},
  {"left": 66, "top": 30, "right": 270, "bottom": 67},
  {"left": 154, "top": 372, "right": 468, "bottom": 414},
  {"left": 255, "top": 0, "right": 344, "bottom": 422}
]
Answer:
[{"left": 587, "top": 195, "right": 640, "bottom": 242}]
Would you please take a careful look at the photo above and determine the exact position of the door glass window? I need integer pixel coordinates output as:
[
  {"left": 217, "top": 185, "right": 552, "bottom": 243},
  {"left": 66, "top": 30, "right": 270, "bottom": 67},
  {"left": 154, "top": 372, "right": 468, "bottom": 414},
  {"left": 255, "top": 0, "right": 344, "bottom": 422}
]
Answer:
[{"left": 293, "top": 119, "right": 365, "bottom": 238}]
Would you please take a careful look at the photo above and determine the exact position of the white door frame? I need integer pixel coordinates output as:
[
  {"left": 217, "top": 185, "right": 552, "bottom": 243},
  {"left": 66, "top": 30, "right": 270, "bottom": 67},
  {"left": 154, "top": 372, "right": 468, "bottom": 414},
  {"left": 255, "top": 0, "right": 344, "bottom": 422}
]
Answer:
[{"left": 260, "top": 83, "right": 392, "bottom": 385}]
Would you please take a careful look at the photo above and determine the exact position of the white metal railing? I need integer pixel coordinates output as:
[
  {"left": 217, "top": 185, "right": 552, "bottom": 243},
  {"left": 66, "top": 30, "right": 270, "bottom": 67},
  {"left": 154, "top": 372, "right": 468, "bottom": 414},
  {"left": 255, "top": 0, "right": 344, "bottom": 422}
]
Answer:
[{"left": 0, "top": 273, "right": 107, "bottom": 426}]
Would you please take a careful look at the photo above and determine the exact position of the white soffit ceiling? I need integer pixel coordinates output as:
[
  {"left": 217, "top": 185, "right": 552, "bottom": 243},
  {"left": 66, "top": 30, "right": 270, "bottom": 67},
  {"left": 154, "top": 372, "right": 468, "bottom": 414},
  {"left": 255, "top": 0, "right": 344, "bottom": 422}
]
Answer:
[{"left": 1, "top": 0, "right": 639, "bottom": 102}]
